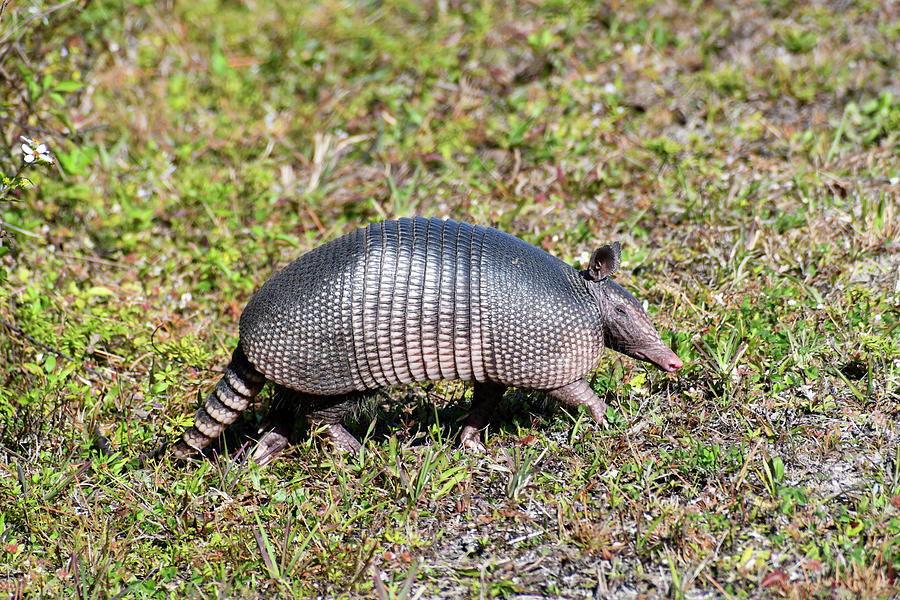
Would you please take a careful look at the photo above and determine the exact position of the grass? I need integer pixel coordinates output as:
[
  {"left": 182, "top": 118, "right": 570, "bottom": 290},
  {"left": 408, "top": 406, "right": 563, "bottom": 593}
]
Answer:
[{"left": 1, "top": 0, "right": 899, "bottom": 597}]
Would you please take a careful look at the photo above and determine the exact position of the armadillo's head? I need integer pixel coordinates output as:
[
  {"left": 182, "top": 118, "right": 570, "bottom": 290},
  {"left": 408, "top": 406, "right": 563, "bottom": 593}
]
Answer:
[{"left": 582, "top": 242, "right": 683, "bottom": 373}]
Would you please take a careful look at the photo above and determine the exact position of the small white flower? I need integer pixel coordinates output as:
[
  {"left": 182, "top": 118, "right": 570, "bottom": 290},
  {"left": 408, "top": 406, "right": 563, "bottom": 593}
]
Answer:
[
  {"left": 603, "top": 82, "right": 616, "bottom": 94},
  {"left": 20, "top": 136, "right": 53, "bottom": 164}
]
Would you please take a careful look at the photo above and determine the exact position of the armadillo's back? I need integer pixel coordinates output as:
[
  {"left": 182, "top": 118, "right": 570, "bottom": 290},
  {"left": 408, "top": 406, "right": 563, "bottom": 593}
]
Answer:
[
  {"left": 239, "top": 217, "right": 604, "bottom": 395},
  {"left": 479, "top": 225, "right": 604, "bottom": 388}
]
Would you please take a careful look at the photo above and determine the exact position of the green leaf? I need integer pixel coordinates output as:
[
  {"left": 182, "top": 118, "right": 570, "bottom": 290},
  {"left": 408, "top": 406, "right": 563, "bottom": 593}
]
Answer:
[
  {"left": 25, "top": 76, "right": 42, "bottom": 103},
  {"left": 53, "top": 80, "right": 84, "bottom": 93},
  {"left": 85, "top": 286, "right": 115, "bottom": 297},
  {"left": 55, "top": 146, "right": 96, "bottom": 176},
  {"left": 23, "top": 363, "right": 43, "bottom": 377},
  {"left": 50, "top": 109, "right": 77, "bottom": 134}
]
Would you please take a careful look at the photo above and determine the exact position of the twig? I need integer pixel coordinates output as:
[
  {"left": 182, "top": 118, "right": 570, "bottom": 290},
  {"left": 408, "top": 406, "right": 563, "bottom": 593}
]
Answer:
[
  {"left": 702, "top": 571, "right": 734, "bottom": 600},
  {"left": 109, "top": 568, "right": 161, "bottom": 600},
  {"left": 0, "top": 0, "right": 78, "bottom": 47},
  {"left": 56, "top": 251, "right": 131, "bottom": 269},
  {"left": 0, "top": 220, "right": 41, "bottom": 238},
  {"left": 732, "top": 439, "right": 762, "bottom": 495},
  {"left": 43, "top": 460, "right": 91, "bottom": 502},
  {"left": 0, "top": 317, "right": 110, "bottom": 380},
  {"left": 0, "top": 117, "right": 75, "bottom": 139}
]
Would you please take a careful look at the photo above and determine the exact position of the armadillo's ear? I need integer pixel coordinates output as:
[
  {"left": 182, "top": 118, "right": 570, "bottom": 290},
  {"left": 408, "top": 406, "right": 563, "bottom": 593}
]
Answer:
[{"left": 586, "top": 242, "right": 621, "bottom": 281}]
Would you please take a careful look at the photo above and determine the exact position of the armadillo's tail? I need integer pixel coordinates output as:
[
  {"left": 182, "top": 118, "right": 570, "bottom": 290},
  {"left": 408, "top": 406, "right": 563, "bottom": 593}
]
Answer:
[{"left": 171, "top": 344, "right": 266, "bottom": 459}]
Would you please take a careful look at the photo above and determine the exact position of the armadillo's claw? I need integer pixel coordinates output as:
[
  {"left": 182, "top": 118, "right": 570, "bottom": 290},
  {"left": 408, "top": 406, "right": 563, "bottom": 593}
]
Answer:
[
  {"left": 548, "top": 380, "right": 608, "bottom": 426},
  {"left": 459, "top": 381, "right": 504, "bottom": 453},
  {"left": 459, "top": 426, "right": 487, "bottom": 453},
  {"left": 251, "top": 430, "right": 290, "bottom": 466},
  {"left": 322, "top": 423, "right": 362, "bottom": 454}
]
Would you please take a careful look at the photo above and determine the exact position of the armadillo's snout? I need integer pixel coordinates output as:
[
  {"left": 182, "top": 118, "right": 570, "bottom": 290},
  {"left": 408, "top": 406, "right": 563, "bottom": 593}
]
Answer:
[
  {"left": 641, "top": 346, "right": 683, "bottom": 372},
  {"left": 662, "top": 353, "right": 684, "bottom": 372},
  {"left": 631, "top": 345, "right": 684, "bottom": 372}
]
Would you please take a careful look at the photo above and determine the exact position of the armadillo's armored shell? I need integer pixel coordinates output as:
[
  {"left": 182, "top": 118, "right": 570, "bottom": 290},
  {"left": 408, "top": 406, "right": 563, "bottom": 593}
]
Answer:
[{"left": 238, "top": 217, "right": 605, "bottom": 394}]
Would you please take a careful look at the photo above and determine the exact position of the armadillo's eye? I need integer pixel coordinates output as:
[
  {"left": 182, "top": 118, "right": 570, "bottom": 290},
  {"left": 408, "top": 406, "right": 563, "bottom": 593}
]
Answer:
[{"left": 615, "top": 306, "right": 627, "bottom": 315}]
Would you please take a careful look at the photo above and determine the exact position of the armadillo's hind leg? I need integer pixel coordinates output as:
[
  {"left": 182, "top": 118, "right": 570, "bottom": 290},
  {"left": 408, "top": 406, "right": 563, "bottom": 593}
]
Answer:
[
  {"left": 307, "top": 399, "right": 361, "bottom": 453},
  {"left": 316, "top": 423, "right": 362, "bottom": 453},
  {"left": 171, "top": 345, "right": 266, "bottom": 459},
  {"left": 251, "top": 385, "right": 302, "bottom": 466},
  {"left": 460, "top": 381, "right": 506, "bottom": 452},
  {"left": 548, "top": 380, "right": 607, "bottom": 425},
  {"left": 306, "top": 395, "right": 361, "bottom": 454},
  {"left": 252, "top": 392, "right": 361, "bottom": 463}
]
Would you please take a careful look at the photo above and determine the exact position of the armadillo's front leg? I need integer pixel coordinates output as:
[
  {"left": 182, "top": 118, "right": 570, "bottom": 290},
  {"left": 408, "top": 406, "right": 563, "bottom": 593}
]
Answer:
[
  {"left": 460, "top": 381, "right": 506, "bottom": 451},
  {"left": 548, "top": 380, "right": 607, "bottom": 425}
]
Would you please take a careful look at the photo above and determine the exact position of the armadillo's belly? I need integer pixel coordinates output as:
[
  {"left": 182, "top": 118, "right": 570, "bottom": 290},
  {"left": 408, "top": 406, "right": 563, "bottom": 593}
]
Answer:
[{"left": 239, "top": 217, "right": 603, "bottom": 395}]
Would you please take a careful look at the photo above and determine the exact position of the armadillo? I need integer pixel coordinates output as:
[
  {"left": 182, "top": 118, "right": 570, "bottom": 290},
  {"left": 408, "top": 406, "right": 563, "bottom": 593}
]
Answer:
[{"left": 172, "top": 217, "right": 682, "bottom": 461}]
